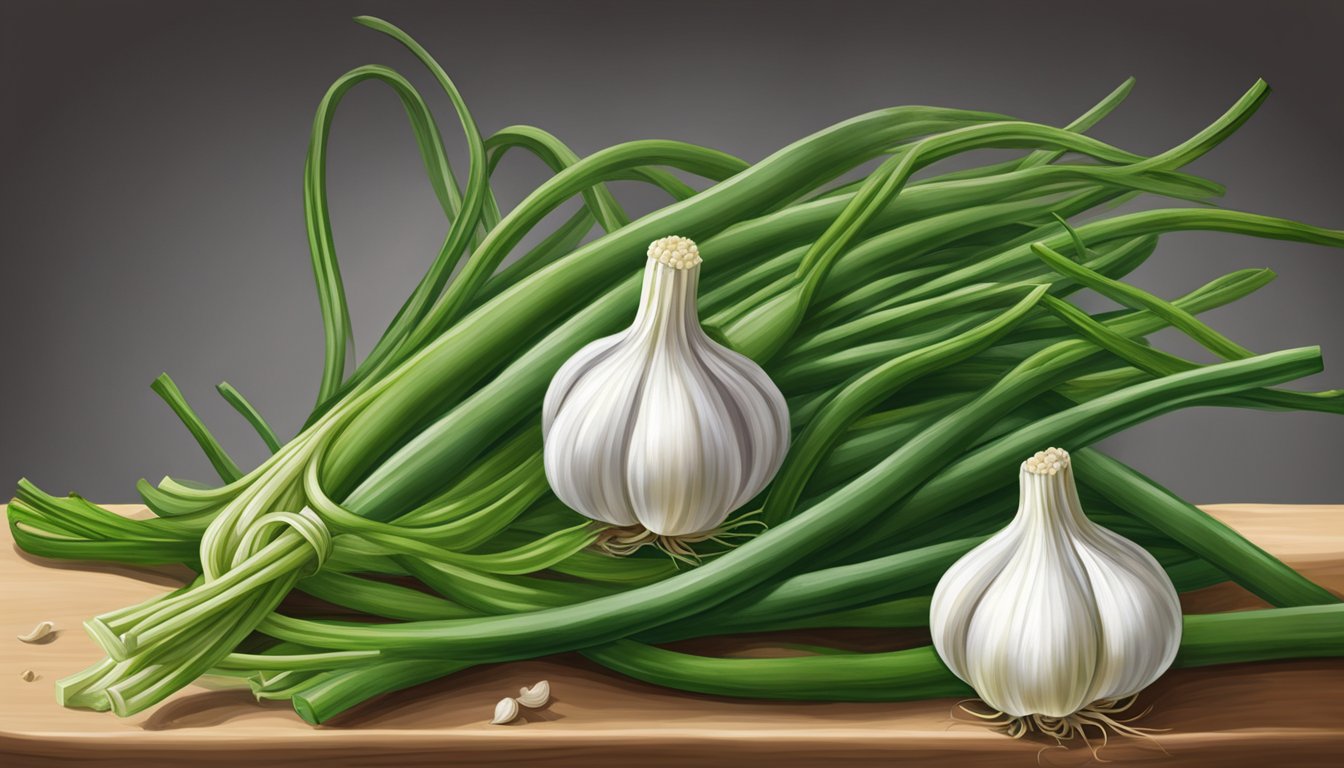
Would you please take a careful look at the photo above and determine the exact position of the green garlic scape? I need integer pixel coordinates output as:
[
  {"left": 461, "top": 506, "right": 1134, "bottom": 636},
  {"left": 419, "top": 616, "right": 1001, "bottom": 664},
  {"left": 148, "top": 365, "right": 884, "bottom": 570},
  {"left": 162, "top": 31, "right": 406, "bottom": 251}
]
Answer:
[
  {"left": 542, "top": 236, "right": 790, "bottom": 553},
  {"left": 930, "top": 448, "right": 1182, "bottom": 737}
]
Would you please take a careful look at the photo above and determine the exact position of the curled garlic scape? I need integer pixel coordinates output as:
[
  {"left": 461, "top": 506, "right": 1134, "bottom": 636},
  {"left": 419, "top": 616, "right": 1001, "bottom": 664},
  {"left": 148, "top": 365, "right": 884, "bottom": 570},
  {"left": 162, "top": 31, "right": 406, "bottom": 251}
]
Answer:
[
  {"left": 542, "top": 236, "right": 790, "bottom": 548},
  {"left": 930, "top": 448, "right": 1182, "bottom": 734}
]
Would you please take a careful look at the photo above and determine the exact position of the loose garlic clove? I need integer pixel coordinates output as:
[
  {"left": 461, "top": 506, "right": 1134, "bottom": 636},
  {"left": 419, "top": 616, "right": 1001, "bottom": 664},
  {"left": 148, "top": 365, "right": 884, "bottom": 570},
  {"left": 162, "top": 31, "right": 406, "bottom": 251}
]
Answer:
[
  {"left": 930, "top": 448, "right": 1182, "bottom": 725},
  {"left": 17, "top": 620, "right": 55, "bottom": 643},
  {"left": 490, "top": 696, "right": 520, "bottom": 725},
  {"left": 542, "top": 236, "right": 790, "bottom": 543},
  {"left": 517, "top": 680, "right": 551, "bottom": 708}
]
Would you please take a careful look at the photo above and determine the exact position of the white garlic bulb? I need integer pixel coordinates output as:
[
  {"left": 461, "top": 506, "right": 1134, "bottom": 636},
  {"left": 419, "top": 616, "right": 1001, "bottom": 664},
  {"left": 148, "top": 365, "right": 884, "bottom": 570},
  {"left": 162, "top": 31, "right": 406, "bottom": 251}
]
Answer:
[
  {"left": 542, "top": 236, "right": 790, "bottom": 540},
  {"left": 929, "top": 448, "right": 1181, "bottom": 721}
]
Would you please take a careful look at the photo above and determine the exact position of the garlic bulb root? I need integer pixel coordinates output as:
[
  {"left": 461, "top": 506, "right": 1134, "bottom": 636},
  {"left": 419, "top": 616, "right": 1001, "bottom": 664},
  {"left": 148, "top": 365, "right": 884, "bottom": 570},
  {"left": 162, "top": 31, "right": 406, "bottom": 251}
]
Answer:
[
  {"left": 958, "top": 694, "right": 1164, "bottom": 751},
  {"left": 543, "top": 236, "right": 790, "bottom": 560},
  {"left": 594, "top": 510, "right": 767, "bottom": 563}
]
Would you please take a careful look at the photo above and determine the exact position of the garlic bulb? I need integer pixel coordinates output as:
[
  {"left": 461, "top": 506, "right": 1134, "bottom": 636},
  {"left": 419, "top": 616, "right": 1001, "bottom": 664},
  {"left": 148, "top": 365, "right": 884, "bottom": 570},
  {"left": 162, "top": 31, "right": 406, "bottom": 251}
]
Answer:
[
  {"left": 929, "top": 448, "right": 1181, "bottom": 726},
  {"left": 542, "top": 236, "right": 790, "bottom": 542}
]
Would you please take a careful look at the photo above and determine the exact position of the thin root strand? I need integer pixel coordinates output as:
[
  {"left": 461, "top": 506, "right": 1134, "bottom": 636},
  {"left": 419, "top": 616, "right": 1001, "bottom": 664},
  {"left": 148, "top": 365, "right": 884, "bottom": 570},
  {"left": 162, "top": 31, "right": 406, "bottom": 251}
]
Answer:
[
  {"left": 593, "top": 514, "right": 767, "bottom": 564},
  {"left": 954, "top": 696, "right": 1168, "bottom": 760}
]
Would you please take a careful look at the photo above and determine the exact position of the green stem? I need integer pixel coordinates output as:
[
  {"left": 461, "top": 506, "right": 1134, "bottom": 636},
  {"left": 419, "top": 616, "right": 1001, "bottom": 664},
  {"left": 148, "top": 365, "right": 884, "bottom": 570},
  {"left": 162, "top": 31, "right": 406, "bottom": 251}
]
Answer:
[
  {"left": 1073, "top": 449, "right": 1338, "bottom": 606},
  {"left": 217, "top": 381, "right": 282, "bottom": 453},
  {"left": 586, "top": 603, "right": 1343, "bottom": 701},
  {"left": 150, "top": 373, "right": 242, "bottom": 483}
]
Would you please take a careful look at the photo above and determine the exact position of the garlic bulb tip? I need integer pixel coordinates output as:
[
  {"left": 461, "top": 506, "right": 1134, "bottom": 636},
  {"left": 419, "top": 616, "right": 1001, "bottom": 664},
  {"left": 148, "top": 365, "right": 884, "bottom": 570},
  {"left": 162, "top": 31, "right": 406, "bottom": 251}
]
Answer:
[{"left": 647, "top": 235, "right": 702, "bottom": 269}]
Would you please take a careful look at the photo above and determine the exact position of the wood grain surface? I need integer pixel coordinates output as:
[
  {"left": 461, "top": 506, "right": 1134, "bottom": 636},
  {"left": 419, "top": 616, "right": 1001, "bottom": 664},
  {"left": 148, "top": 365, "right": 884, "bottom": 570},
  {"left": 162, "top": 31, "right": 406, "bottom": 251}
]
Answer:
[{"left": 3, "top": 503, "right": 1341, "bottom": 767}]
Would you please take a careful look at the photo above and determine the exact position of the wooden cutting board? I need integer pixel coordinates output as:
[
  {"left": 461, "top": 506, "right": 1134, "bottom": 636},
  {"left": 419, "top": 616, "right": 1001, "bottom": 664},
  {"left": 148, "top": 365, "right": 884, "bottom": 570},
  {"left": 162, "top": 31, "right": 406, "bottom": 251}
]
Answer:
[{"left": 3, "top": 504, "right": 1342, "bottom": 767}]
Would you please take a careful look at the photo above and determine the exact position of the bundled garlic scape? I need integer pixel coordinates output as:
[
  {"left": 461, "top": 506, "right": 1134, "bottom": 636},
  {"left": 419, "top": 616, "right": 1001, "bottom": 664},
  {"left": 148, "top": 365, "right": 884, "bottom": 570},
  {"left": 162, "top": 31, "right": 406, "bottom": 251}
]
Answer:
[
  {"left": 930, "top": 448, "right": 1182, "bottom": 737},
  {"left": 542, "top": 236, "right": 790, "bottom": 554}
]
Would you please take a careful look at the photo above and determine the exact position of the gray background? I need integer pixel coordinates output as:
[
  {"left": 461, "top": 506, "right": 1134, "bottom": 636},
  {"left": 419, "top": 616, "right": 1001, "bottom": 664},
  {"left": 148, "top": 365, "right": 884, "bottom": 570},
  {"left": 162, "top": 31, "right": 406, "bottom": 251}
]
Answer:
[{"left": 1, "top": 0, "right": 1341, "bottom": 504}]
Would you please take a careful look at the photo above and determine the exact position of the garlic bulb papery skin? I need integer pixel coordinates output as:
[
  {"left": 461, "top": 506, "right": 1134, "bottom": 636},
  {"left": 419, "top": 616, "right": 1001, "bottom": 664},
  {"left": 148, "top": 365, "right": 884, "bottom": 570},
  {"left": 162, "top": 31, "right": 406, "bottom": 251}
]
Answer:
[
  {"left": 929, "top": 448, "right": 1182, "bottom": 720},
  {"left": 542, "top": 236, "right": 790, "bottom": 539}
]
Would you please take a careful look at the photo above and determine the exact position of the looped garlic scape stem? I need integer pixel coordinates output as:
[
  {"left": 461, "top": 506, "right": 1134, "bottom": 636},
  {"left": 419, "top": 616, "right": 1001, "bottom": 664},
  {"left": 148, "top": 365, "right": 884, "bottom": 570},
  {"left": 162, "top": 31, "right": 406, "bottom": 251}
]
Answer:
[{"left": 542, "top": 236, "right": 790, "bottom": 557}]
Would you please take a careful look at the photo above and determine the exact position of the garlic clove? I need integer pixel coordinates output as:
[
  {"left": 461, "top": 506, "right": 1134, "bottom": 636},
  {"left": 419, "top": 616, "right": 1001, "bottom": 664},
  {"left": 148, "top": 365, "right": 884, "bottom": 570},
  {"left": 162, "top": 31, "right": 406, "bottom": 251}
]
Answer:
[
  {"left": 490, "top": 696, "right": 520, "bottom": 725},
  {"left": 960, "top": 503, "right": 1101, "bottom": 718},
  {"left": 1072, "top": 525, "right": 1182, "bottom": 703},
  {"left": 541, "top": 333, "right": 627, "bottom": 436},
  {"left": 624, "top": 335, "right": 747, "bottom": 536},
  {"left": 929, "top": 529, "right": 1023, "bottom": 687},
  {"left": 517, "top": 679, "right": 551, "bottom": 709},
  {"left": 17, "top": 620, "right": 55, "bottom": 643},
  {"left": 696, "top": 342, "right": 793, "bottom": 510},
  {"left": 542, "top": 313, "right": 654, "bottom": 530}
]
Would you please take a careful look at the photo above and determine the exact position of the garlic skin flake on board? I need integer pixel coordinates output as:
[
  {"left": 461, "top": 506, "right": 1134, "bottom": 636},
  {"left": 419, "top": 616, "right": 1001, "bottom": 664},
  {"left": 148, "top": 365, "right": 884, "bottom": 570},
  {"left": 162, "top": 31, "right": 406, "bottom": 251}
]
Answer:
[
  {"left": 929, "top": 448, "right": 1182, "bottom": 728},
  {"left": 542, "top": 236, "right": 790, "bottom": 545}
]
